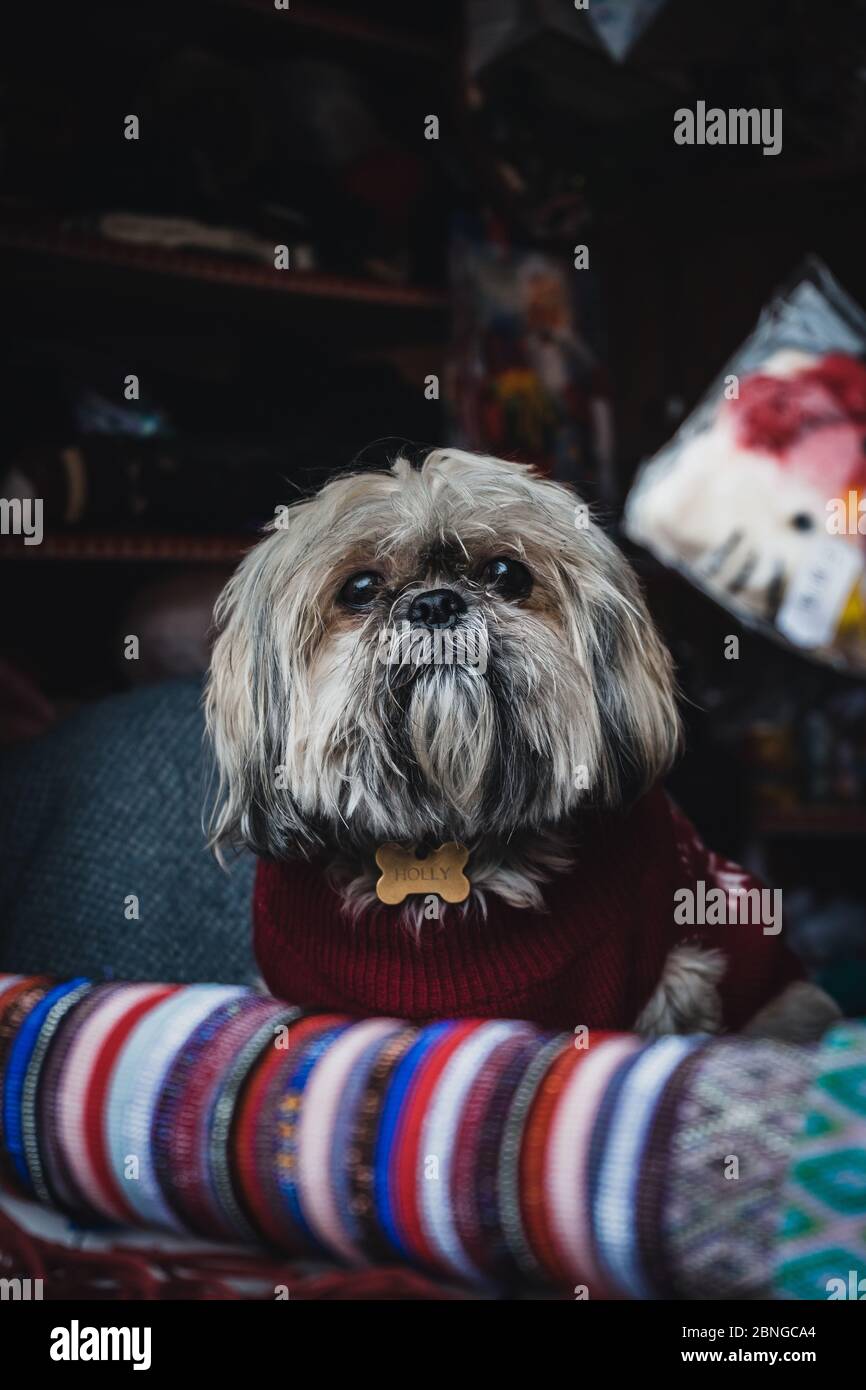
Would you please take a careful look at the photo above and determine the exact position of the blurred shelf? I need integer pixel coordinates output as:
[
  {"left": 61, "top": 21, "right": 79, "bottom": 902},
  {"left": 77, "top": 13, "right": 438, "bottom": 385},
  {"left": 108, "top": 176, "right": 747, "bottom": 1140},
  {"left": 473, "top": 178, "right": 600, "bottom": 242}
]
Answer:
[
  {"left": 0, "top": 533, "right": 253, "bottom": 563},
  {"left": 0, "top": 225, "right": 448, "bottom": 310},
  {"left": 0, "top": 221, "right": 449, "bottom": 348},
  {"left": 221, "top": 0, "right": 447, "bottom": 60},
  {"left": 753, "top": 807, "right": 866, "bottom": 838}
]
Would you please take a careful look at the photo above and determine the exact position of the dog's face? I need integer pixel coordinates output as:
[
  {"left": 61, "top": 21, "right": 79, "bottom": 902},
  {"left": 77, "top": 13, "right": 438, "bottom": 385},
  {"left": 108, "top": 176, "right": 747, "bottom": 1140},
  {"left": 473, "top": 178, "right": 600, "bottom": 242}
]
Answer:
[{"left": 206, "top": 450, "right": 680, "bottom": 863}]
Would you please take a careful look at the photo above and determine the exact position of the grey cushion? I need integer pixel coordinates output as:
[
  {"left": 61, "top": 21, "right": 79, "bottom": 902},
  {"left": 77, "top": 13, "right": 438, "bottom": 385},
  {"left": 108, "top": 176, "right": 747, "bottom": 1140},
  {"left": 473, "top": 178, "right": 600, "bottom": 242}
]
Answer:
[{"left": 0, "top": 679, "right": 256, "bottom": 984}]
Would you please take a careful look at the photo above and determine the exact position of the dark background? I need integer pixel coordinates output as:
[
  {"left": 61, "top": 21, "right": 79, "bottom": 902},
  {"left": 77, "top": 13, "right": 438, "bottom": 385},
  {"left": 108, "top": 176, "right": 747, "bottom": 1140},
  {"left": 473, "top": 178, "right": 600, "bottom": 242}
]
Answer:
[{"left": 1, "top": 0, "right": 865, "bottom": 991}]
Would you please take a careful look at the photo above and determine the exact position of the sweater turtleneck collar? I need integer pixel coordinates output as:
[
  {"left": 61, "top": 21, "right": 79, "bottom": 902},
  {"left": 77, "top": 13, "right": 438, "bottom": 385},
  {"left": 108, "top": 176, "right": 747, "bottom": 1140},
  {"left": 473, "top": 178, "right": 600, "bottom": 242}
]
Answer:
[{"left": 253, "top": 786, "right": 687, "bottom": 1030}]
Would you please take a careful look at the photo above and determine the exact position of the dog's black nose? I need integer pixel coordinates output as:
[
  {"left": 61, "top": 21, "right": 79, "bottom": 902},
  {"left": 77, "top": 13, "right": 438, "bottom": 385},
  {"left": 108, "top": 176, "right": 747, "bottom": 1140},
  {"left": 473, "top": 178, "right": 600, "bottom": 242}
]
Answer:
[{"left": 408, "top": 588, "right": 467, "bottom": 629}]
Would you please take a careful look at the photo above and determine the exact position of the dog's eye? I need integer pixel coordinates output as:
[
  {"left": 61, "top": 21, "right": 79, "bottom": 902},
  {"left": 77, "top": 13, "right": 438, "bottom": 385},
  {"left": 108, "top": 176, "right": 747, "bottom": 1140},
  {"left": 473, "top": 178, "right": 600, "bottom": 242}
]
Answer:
[
  {"left": 480, "top": 556, "right": 533, "bottom": 599},
  {"left": 338, "top": 571, "right": 384, "bottom": 608}
]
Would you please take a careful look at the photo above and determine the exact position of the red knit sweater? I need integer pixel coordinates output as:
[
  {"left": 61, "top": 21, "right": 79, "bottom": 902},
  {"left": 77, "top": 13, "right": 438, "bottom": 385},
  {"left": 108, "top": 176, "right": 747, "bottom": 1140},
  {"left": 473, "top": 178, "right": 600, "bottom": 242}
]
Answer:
[{"left": 253, "top": 786, "right": 802, "bottom": 1032}]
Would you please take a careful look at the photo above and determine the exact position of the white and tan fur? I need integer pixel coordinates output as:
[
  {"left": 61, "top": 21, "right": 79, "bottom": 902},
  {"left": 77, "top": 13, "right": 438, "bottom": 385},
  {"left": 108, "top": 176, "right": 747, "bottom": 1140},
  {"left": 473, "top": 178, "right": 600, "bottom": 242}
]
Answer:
[{"left": 206, "top": 448, "right": 837, "bottom": 1039}]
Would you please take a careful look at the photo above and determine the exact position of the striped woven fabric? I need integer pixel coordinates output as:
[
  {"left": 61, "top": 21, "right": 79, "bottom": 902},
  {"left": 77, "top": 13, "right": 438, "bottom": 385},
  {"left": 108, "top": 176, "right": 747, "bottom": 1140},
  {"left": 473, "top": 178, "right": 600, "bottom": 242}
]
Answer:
[
  {"left": 774, "top": 1020, "right": 866, "bottom": 1301},
  {"left": 0, "top": 972, "right": 852, "bottom": 1298}
]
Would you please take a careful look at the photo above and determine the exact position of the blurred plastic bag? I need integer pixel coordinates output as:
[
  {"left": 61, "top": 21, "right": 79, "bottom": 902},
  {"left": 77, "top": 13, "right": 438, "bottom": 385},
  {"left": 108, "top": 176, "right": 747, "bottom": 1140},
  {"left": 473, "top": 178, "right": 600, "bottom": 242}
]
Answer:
[
  {"left": 625, "top": 258, "right": 866, "bottom": 674},
  {"left": 466, "top": 0, "right": 669, "bottom": 75},
  {"left": 586, "top": 0, "right": 670, "bottom": 62}
]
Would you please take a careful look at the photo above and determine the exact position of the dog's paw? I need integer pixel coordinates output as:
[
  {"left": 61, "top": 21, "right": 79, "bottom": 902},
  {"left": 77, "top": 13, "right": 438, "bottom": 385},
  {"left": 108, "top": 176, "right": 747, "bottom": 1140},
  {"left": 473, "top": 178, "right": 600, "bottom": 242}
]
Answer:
[
  {"left": 634, "top": 943, "right": 727, "bottom": 1037},
  {"left": 741, "top": 981, "right": 841, "bottom": 1044}
]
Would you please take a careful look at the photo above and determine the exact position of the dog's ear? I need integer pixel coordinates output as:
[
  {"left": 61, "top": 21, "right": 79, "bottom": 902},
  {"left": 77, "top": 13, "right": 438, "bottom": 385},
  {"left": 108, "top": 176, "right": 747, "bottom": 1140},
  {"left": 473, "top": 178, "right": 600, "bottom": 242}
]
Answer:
[
  {"left": 205, "top": 527, "right": 324, "bottom": 861},
  {"left": 586, "top": 561, "right": 682, "bottom": 808},
  {"left": 537, "top": 479, "right": 682, "bottom": 809}
]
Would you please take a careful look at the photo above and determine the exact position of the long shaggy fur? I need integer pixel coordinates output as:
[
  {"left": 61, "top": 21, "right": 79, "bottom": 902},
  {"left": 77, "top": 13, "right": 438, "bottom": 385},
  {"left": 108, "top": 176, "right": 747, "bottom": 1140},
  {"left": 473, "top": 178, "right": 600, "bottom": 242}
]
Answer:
[
  {"left": 634, "top": 944, "right": 726, "bottom": 1036},
  {"left": 205, "top": 449, "right": 682, "bottom": 921}
]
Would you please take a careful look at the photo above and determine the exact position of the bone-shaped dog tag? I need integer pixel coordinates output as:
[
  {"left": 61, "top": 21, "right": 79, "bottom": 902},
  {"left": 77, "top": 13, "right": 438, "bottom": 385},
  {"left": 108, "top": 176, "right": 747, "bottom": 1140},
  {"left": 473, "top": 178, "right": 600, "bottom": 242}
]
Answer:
[{"left": 375, "top": 842, "right": 470, "bottom": 905}]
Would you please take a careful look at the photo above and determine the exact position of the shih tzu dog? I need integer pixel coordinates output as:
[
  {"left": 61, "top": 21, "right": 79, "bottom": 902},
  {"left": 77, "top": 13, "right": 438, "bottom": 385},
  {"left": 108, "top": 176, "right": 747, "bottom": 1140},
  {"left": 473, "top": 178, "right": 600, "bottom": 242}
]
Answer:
[{"left": 205, "top": 448, "right": 837, "bottom": 1040}]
